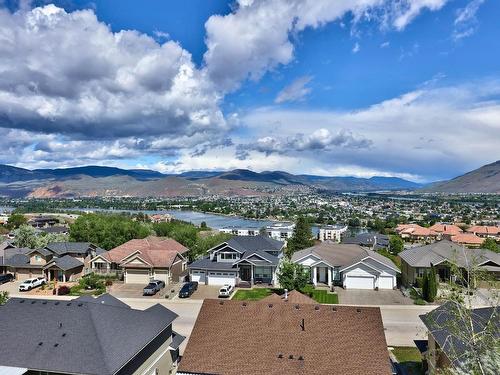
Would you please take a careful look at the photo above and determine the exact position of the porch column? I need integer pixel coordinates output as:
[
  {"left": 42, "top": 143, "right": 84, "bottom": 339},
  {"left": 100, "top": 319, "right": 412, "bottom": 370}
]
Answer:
[
  {"left": 327, "top": 267, "right": 332, "bottom": 288},
  {"left": 312, "top": 267, "right": 317, "bottom": 287},
  {"left": 250, "top": 264, "right": 254, "bottom": 286},
  {"left": 62, "top": 273, "right": 66, "bottom": 283}
]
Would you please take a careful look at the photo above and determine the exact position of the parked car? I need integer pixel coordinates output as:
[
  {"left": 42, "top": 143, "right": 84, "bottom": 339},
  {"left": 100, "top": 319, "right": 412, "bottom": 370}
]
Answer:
[
  {"left": 178, "top": 281, "right": 198, "bottom": 298},
  {"left": 19, "top": 277, "right": 46, "bottom": 292},
  {"left": 0, "top": 273, "right": 14, "bottom": 284},
  {"left": 143, "top": 280, "right": 165, "bottom": 296},
  {"left": 218, "top": 284, "right": 234, "bottom": 298}
]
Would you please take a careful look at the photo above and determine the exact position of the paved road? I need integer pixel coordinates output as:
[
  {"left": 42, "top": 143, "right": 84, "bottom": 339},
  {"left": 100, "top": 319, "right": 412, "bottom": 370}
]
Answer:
[{"left": 3, "top": 283, "right": 436, "bottom": 351}]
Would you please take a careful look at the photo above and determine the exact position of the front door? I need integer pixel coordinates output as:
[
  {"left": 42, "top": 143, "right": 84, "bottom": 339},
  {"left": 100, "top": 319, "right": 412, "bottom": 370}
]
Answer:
[
  {"left": 240, "top": 267, "right": 251, "bottom": 281},
  {"left": 318, "top": 267, "right": 327, "bottom": 283}
]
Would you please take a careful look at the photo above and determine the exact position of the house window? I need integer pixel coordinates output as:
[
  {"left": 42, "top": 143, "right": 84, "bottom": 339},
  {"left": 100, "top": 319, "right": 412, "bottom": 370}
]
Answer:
[
  {"left": 35, "top": 255, "right": 41, "bottom": 262},
  {"left": 254, "top": 266, "right": 272, "bottom": 278},
  {"left": 248, "top": 231, "right": 255, "bottom": 236},
  {"left": 416, "top": 268, "right": 426, "bottom": 278},
  {"left": 220, "top": 253, "right": 238, "bottom": 260}
]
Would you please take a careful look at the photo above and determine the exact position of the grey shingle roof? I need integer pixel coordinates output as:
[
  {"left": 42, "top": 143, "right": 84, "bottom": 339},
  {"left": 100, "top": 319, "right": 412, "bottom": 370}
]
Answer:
[
  {"left": 399, "top": 240, "right": 500, "bottom": 268},
  {"left": 343, "top": 233, "right": 389, "bottom": 249},
  {"left": 26, "top": 248, "right": 52, "bottom": 257},
  {"left": 44, "top": 255, "right": 83, "bottom": 271},
  {"left": 0, "top": 296, "right": 178, "bottom": 375},
  {"left": 45, "top": 242, "right": 94, "bottom": 256},
  {"left": 420, "top": 301, "right": 500, "bottom": 370},
  {"left": 226, "top": 235, "right": 284, "bottom": 253},
  {"left": 170, "top": 331, "right": 186, "bottom": 350},
  {"left": 189, "top": 257, "right": 237, "bottom": 271},
  {"left": 4, "top": 253, "right": 33, "bottom": 268},
  {"left": 291, "top": 242, "right": 399, "bottom": 272}
]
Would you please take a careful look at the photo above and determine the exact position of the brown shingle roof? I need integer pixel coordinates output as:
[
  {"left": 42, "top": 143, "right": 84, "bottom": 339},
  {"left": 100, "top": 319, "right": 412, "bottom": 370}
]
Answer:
[
  {"left": 429, "top": 223, "right": 463, "bottom": 235},
  {"left": 261, "top": 290, "right": 316, "bottom": 305},
  {"left": 101, "top": 236, "right": 187, "bottom": 267},
  {"left": 178, "top": 299, "right": 392, "bottom": 375}
]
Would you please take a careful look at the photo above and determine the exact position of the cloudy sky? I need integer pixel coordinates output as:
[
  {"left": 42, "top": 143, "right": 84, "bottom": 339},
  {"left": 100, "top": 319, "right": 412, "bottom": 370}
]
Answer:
[{"left": 0, "top": 0, "right": 498, "bottom": 182}]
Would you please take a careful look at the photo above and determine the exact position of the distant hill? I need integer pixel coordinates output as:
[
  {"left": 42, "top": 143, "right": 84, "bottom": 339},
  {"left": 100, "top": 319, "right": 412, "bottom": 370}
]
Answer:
[
  {"left": 0, "top": 164, "right": 428, "bottom": 198},
  {"left": 421, "top": 161, "right": 500, "bottom": 193}
]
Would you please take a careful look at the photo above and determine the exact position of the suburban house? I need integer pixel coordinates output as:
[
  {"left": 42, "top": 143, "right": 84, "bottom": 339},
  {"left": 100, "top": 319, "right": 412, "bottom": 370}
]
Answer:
[
  {"left": 449, "top": 232, "right": 485, "bottom": 247},
  {"left": 317, "top": 224, "right": 348, "bottom": 242},
  {"left": 429, "top": 223, "right": 463, "bottom": 237},
  {"left": 395, "top": 224, "right": 438, "bottom": 242},
  {"left": 291, "top": 242, "right": 400, "bottom": 290},
  {"left": 188, "top": 235, "right": 284, "bottom": 286},
  {"left": 0, "top": 294, "right": 184, "bottom": 375},
  {"left": 3, "top": 242, "right": 104, "bottom": 281},
  {"left": 342, "top": 232, "right": 389, "bottom": 250},
  {"left": 178, "top": 299, "right": 393, "bottom": 375},
  {"left": 27, "top": 215, "right": 59, "bottom": 228},
  {"left": 399, "top": 240, "right": 500, "bottom": 286},
  {"left": 419, "top": 301, "right": 499, "bottom": 374},
  {"left": 466, "top": 225, "right": 500, "bottom": 240},
  {"left": 90, "top": 236, "right": 188, "bottom": 284}
]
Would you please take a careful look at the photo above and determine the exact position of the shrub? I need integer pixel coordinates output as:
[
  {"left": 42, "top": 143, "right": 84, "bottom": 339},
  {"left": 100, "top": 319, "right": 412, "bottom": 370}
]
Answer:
[
  {"left": 53, "top": 286, "right": 71, "bottom": 295},
  {"left": 105, "top": 279, "right": 113, "bottom": 287}
]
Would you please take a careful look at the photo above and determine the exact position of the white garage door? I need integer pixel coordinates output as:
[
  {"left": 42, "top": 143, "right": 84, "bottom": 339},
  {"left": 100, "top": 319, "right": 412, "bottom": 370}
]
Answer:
[
  {"left": 191, "top": 270, "right": 206, "bottom": 284},
  {"left": 154, "top": 270, "right": 169, "bottom": 283},
  {"left": 378, "top": 276, "right": 394, "bottom": 289},
  {"left": 345, "top": 275, "right": 375, "bottom": 290},
  {"left": 207, "top": 272, "right": 236, "bottom": 286},
  {"left": 126, "top": 269, "right": 150, "bottom": 284}
]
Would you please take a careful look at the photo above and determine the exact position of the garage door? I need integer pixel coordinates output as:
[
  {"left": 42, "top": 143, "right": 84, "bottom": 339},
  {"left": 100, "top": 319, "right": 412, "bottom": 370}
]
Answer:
[
  {"left": 154, "top": 270, "right": 169, "bottom": 283},
  {"left": 16, "top": 269, "right": 31, "bottom": 281},
  {"left": 191, "top": 270, "right": 206, "bottom": 284},
  {"left": 378, "top": 276, "right": 394, "bottom": 289},
  {"left": 126, "top": 269, "right": 150, "bottom": 284},
  {"left": 207, "top": 272, "right": 236, "bottom": 286},
  {"left": 345, "top": 275, "right": 374, "bottom": 290}
]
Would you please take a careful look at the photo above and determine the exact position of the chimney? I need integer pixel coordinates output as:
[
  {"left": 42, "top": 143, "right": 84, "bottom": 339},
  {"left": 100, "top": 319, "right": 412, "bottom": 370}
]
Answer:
[{"left": 284, "top": 289, "right": 288, "bottom": 300}]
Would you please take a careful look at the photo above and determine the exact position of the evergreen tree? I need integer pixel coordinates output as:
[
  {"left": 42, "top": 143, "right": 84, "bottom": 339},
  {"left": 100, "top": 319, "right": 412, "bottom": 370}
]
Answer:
[
  {"left": 428, "top": 266, "right": 438, "bottom": 302},
  {"left": 422, "top": 270, "right": 430, "bottom": 302},
  {"left": 286, "top": 217, "right": 314, "bottom": 257}
]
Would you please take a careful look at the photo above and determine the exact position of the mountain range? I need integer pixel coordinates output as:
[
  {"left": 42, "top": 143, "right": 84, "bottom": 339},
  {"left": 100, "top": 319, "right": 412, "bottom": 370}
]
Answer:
[{"left": 0, "top": 161, "right": 498, "bottom": 198}]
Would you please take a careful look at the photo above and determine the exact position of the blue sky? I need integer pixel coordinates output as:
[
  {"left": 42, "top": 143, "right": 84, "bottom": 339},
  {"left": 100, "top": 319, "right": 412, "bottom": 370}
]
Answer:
[{"left": 0, "top": 0, "right": 499, "bottom": 182}]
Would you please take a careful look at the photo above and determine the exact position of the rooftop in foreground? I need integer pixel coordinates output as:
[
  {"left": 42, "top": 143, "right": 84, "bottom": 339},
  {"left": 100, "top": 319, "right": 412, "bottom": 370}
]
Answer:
[{"left": 178, "top": 299, "right": 392, "bottom": 375}]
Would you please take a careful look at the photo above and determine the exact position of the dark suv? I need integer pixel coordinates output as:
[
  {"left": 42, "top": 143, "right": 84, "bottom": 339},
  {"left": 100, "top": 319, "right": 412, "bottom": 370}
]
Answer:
[
  {"left": 0, "top": 273, "right": 14, "bottom": 284},
  {"left": 178, "top": 281, "right": 198, "bottom": 298}
]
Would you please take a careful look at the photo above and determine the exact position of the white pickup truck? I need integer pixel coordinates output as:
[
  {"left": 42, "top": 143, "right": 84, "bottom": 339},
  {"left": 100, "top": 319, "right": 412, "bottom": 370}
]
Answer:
[{"left": 19, "top": 277, "right": 46, "bottom": 291}]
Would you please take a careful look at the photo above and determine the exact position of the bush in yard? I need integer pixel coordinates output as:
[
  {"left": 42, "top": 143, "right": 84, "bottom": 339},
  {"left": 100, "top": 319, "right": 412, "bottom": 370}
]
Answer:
[
  {"left": 105, "top": 279, "right": 113, "bottom": 287},
  {"left": 277, "top": 261, "right": 310, "bottom": 291},
  {"left": 0, "top": 291, "right": 8, "bottom": 305},
  {"left": 53, "top": 286, "right": 70, "bottom": 295}
]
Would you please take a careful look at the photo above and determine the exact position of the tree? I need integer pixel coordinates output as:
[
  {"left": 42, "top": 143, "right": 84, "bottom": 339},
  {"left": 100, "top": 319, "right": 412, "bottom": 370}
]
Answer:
[
  {"left": 422, "top": 270, "right": 430, "bottom": 302},
  {"left": 286, "top": 217, "right": 314, "bottom": 257},
  {"left": 424, "top": 251, "right": 499, "bottom": 375},
  {"left": 428, "top": 266, "right": 437, "bottom": 302},
  {"left": 277, "top": 261, "right": 310, "bottom": 291},
  {"left": 0, "top": 291, "right": 8, "bottom": 305},
  {"left": 14, "top": 225, "right": 69, "bottom": 249},
  {"left": 6, "top": 213, "right": 27, "bottom": 229},
  {"left": 481, "top": 238, "right": 499, "bottom": 253},
  {"left": 200, "top": 221, "right": 208, "bottom": 230},
  {"left": 389, "top": 235, "right": 404, "bottom": 255},
  {"left": 70, "top": 213, "right": 152, "bottom": 250}
]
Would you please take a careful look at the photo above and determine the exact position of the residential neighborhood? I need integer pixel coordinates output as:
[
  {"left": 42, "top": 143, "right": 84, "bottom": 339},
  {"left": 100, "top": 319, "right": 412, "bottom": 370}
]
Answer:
[{"left": 0, "top": 0, "right": 499, "bottom": 374}]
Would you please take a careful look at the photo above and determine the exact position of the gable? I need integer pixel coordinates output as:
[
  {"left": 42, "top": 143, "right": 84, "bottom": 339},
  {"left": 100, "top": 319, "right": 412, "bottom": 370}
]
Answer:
[
  {"left": 121, "top": 254, "right": 151, "bottom": 267},
  {"left": 295, "top": 253, "right": 322, "bottom": 267}
]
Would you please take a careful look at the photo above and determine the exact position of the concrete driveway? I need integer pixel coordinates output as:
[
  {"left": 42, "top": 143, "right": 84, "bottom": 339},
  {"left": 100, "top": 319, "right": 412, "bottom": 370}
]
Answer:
[
  {"left": 336, "top": 288, "right": 413, "bottom": 305},
  {"left": 187, "top": 285, "right": 221, "bottom": 300},
  {"left": 0, "top": 280, "right": 22, "bottom": 294}
]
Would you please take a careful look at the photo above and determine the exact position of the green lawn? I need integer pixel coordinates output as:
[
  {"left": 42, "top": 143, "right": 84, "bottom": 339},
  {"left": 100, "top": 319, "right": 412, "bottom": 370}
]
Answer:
[
  {"left": 391, "top": 347, "right": 424, "bottom": 375},
  {"left": 309, "top": 290, "right": 338, "bottom": 304},
  {"left": 232, "top": 287, "right": 338, "bottom": 304},
  {"left": 232, "top": 288, "right": 274, "bottom": 301}
]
